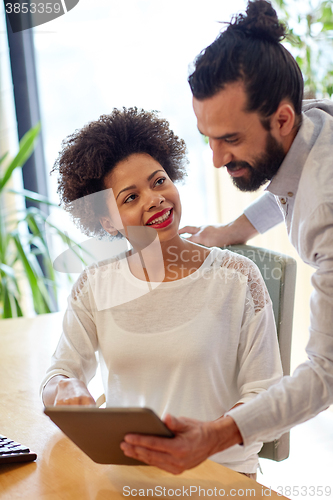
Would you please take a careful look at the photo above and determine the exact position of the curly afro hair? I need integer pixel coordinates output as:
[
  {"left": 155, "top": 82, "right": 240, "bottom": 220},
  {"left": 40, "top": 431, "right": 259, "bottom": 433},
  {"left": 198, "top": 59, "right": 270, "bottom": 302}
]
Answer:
[{"left": 52, "top": 107, "right": 188, "bottom": 237}]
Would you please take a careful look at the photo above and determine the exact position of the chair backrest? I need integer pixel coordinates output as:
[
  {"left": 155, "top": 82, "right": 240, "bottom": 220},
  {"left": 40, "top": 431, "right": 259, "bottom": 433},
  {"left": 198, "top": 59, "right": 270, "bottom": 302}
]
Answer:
[{"left": 227, "top": 244, "right": 297, "bottom": 461}]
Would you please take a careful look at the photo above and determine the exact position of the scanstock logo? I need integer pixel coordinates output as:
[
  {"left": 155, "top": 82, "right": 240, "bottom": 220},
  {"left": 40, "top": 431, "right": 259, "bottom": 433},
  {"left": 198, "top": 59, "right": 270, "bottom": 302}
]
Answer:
[{"left": 4, "top": 0, "right": 80, "bottom": 32}]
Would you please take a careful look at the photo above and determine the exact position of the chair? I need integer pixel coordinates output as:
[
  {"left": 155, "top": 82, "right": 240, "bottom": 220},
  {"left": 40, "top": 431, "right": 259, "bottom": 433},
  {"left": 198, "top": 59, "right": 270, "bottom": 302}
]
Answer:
[{"left": 228, "top": 244, "right": 297, "bottom": 461}]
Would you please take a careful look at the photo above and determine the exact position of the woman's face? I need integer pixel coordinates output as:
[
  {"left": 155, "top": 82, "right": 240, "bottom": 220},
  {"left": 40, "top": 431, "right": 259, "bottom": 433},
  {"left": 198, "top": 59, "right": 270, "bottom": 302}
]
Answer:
[{"left": 102, "top": 153, "right": 182, "bottom": 244}]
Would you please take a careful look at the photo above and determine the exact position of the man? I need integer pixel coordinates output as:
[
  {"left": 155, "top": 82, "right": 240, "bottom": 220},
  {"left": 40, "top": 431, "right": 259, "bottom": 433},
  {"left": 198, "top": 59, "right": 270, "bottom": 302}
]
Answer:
[{"left": 120, "top": 0, "right": 333, "bottom": 474}]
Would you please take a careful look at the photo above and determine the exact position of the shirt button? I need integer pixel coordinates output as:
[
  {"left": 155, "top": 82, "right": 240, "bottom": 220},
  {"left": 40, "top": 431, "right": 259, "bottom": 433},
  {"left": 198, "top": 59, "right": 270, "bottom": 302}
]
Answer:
[
  {"left": 280, "top": 197, "right": 287, "bottom": 204},
  {"left": 287, "top": 192, "right": 294, "bottom": 197}
]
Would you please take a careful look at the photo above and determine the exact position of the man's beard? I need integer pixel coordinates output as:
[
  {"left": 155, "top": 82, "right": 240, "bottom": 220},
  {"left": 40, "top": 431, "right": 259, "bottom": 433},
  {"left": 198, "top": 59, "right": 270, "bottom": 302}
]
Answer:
[{"left": 227, "top": 133, "right": 286, "bottom": 192}]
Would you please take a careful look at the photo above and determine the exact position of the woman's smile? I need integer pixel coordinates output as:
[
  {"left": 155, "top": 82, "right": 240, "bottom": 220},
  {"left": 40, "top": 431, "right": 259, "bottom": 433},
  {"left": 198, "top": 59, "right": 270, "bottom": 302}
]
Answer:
[{"left": 145, "top": 208, "right": 174, "bottom": 228}]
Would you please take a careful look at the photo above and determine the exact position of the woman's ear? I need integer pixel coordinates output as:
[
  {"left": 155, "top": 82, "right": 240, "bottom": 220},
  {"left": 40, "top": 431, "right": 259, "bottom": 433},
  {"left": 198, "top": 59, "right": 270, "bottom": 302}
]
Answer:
[{"left": 99, "top": 216, "right": 119, "bottom": 236}]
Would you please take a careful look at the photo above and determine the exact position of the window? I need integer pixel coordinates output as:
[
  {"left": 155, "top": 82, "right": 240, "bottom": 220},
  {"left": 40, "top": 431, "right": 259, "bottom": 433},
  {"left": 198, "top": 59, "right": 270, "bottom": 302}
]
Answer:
[{"left": 32, "top": 0, "right": 246, "bottom": 226}]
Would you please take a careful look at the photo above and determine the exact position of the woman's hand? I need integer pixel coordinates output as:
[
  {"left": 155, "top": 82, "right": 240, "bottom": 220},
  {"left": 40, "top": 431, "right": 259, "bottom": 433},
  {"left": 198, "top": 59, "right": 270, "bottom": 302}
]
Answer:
[
  {"left": 54, "top": 378, "right": 96, "bottom": 406},
  {"left": 42, "top": 375, "right": 95, "bottom": 406}
]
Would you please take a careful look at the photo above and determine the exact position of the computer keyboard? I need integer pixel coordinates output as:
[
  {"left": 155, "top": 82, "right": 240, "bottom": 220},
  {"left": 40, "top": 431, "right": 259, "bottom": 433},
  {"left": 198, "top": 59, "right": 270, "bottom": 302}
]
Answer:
[{"left": 0, "top": 434, "right": 37, "bottom": 465}]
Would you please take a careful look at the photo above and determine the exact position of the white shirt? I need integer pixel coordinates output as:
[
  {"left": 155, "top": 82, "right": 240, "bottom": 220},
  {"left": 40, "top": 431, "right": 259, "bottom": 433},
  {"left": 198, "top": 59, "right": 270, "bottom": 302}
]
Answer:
[
  {"left": 41, "top": 247, "right": 282, "bottom": 473},
  {"left": 228, "top": 100, "right": 333, "bottom": 446}
]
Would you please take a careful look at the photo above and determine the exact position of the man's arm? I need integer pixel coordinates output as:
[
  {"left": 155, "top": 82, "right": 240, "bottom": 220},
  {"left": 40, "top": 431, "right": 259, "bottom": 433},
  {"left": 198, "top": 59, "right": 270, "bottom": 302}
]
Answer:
[
  {"left": 179, "top": 214, "right": 258, "bottom": 247},
  {"left": 179, "top": 192, "right": 283, "bottom": 247},
  {"left": 153, "top": 204, "right": 333, "bottom": 466}
]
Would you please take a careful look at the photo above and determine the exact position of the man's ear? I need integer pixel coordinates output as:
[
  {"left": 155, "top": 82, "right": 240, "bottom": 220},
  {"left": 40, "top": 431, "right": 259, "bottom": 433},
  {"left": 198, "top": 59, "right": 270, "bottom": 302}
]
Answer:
[
  {"left": 99, "top": 216, "right": 119, "bottom": 236},
  {"left": 271, "top": 102, "right": 296, "bottom": 139}
]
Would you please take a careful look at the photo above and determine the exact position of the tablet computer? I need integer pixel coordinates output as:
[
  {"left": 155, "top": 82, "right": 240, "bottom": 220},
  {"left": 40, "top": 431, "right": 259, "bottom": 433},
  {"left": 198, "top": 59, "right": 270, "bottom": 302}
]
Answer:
[{"left": 44, "top": 406, "right": 174, "bottom": 465}]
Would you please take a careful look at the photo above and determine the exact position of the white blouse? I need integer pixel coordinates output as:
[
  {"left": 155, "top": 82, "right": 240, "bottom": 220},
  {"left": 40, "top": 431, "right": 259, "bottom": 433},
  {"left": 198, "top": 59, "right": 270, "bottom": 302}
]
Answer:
[{"left": 41, "top": 247, "right": 282, "bottom": 473}]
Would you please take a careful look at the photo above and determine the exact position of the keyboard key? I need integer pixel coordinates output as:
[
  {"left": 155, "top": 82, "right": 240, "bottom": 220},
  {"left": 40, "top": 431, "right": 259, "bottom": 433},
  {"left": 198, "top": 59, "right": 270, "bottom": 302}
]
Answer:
[{"left": 0, "top": 435, "right": 37, "bottom": 465}]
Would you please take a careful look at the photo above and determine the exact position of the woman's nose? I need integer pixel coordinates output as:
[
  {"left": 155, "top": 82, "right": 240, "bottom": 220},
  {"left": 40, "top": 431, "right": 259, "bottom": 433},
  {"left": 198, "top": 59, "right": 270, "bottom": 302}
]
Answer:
[{"left": 144, "top": 192, "right": 165, "bottom": 211}]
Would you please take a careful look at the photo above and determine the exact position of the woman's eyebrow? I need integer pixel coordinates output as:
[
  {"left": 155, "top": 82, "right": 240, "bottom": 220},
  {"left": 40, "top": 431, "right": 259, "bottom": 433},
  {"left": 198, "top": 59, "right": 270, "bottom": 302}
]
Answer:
[{"left": 116, "top": 169, "right": 165, "bottom": 200}]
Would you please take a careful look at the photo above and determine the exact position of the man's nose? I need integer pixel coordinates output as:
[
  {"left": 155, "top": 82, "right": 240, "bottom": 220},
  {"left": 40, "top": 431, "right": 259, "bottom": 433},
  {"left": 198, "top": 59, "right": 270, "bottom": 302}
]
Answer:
[{"left": 209, "top": 139, "right": 232, "bottom": 168}]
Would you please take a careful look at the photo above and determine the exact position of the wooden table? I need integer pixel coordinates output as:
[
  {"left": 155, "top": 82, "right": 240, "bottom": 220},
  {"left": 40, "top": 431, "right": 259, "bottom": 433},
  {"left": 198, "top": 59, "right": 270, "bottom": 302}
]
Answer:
[{"left": 0, "top": 313, "right": 289, "bottom": 499}]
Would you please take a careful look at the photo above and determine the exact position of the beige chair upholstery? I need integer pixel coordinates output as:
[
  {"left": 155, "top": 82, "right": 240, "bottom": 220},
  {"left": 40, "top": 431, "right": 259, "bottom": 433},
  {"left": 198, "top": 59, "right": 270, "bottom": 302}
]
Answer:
[
  {"left": 228, "top": 244, "right": 297, "bottom": 461},
  {"left": 95, "top": 393, "right": 106, "bottom": 408}
]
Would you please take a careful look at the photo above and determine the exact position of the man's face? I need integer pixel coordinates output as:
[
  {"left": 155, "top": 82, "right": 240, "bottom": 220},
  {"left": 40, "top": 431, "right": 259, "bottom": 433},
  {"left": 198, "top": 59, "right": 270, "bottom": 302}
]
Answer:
[{"left": 192, "top": 82, "right": 286, "bottom": 192}]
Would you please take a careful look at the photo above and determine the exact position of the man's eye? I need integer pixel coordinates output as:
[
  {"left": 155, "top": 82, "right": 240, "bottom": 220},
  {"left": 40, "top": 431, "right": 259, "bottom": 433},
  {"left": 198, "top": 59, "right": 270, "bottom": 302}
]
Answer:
[{"left": 225, "top": 138, "right": 239, "bottom": 144}]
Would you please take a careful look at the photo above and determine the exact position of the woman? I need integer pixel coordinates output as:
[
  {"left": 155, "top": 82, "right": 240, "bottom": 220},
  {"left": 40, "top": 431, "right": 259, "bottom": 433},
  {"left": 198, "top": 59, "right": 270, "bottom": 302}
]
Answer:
[{"left": 41, "top": 107, "right": 282, "bottom": 477}]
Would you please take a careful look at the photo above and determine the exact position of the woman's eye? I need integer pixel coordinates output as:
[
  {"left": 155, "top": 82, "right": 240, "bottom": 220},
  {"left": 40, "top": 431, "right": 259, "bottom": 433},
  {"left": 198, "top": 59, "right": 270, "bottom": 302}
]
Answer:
[
  {"left": 155, "top": 177, "right": 166, "bottom": 186},
  {"left": 124, "top": 194, "right": 136, "bottom": 203}
]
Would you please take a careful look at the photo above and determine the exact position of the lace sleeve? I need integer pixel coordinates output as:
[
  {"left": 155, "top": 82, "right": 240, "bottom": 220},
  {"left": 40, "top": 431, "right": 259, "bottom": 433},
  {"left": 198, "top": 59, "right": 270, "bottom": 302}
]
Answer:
[
  {"left": 71, "top": 269, "right": 90, "bottom": 302},
  {"left": 221, "top": 250, "right": 271, "bottom": 314},
  {"left": 71, "top": 257, "right": 122, "bottom": 302}
]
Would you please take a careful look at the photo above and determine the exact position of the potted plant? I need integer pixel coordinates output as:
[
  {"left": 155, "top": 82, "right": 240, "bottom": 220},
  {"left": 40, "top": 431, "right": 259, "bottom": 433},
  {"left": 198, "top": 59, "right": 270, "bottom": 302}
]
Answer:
[{"left": 0, "top": 124, "right": 82, "bottom": 319}]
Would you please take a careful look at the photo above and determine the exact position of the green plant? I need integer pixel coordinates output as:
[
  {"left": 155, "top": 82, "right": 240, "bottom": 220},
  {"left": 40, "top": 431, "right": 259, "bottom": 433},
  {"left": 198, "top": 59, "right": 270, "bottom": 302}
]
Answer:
[
  {"left": 274, "top": 0, "right": 333, "bottom": 98},
  {"left": 0, "top": 124, "right": 83, "bottom": 319}
]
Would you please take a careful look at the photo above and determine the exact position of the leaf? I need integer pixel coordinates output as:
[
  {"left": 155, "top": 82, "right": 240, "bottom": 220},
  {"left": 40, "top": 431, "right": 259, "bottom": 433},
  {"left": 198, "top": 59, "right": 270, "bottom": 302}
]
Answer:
[
  {"left": 13, "top": 296, "right": 23, "bottom": 317},
  {"left": 322, "top": 21, "right": 333, "bottom": 31},
  {"left": 3, "top": 284, "right": 13, "bottom": 318},
  {"left": 0, "top": 152, "right": 9, "bottom": 166},
  {"left": 0, "top": 123, "right": 41, "bottom": 192},
  {"left": 1, "top": 276, "right": 23, "bottom": 319},
  {"left": 42, "top": 217, "right": 93, "bottom": 263},
  {"left": 11, "top": 231, "right": 54, "bottom": 314},
  {"left": 0, "top": 122, "right": 67, "bottom": 317},
  {"left": 25, "top": 212, "right": 45, "bottom": 238},
  {"left": 0, "top": 263, "right": 16, "bottom": 279},
  {"left": 318, "top": 2, "right": 333, "bottom": 26},
  {"left": 6, "top": 187, "right": 59, "bottom": 207}
]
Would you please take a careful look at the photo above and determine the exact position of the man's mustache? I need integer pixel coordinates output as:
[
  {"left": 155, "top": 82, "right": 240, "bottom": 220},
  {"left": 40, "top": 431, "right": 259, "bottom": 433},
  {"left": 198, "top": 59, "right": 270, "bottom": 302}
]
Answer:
[{"left": 225, "top": 161, "right": 252, "bottom": 171}]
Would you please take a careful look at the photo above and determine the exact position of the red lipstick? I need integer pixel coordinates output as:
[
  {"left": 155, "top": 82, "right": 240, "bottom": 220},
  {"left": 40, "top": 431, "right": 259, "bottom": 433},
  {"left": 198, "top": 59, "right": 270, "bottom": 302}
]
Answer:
[
  {"left": 145, "top": 208, "right": 174, "bottom": 228},
  {"left": 146, "top": 207, "right": 172, "bottom": 225}
]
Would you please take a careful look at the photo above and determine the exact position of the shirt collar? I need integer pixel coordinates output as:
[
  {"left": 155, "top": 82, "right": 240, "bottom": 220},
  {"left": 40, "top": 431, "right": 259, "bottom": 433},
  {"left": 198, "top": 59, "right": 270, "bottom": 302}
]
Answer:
[{"left": 266, "top": 114, "right": 316, "bottom": 197}]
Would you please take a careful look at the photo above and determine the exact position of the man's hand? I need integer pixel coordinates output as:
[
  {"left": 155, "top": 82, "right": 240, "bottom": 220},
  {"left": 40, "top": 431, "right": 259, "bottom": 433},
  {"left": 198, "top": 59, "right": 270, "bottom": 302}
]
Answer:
[
  {"left": 120, "top": 414, "right": 242, "bottom": 475},
  {"left": 179, "top": 225, "right": 230, "bottom": 247},
  {"left": 179, "top": 215, "right": 258, "bottom": 248}
]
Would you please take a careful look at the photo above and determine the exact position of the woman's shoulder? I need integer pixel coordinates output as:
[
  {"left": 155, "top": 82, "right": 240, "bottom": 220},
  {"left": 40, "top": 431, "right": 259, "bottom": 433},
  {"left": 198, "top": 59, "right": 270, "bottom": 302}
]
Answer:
[
  {"left": 211, "top": 248, "right": 271, "bottom": 313},
  {"left": 71, "top": 251, "right": 129, "bottom": 301},
  {"left": 211, "top": 247, "right": 259, "bottom": 275}
]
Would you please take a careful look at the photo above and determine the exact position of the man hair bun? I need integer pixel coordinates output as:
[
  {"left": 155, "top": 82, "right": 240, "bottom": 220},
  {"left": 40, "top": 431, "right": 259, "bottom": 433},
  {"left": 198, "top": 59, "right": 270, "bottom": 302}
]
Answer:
[{"left": 228, "top": 0, "right": 287, "bottom": 43}]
